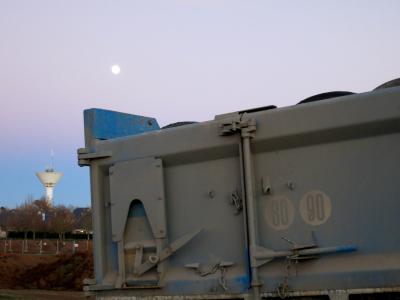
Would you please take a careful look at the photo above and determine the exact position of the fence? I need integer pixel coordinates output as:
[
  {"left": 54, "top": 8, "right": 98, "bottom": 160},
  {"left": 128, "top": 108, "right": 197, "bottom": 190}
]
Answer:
[{"left": 0, "top": 238, "right": 92, "bottom": 255}]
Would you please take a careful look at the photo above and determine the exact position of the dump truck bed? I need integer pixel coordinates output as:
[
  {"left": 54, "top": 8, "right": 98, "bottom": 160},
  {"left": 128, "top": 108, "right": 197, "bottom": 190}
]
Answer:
[{"left": 78, "top": 85, "right": 400, "bottom": 300}]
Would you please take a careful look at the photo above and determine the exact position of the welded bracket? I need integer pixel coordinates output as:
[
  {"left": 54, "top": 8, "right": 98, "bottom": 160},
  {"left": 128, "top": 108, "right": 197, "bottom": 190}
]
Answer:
[
  {"left": 77, "top": 148, "right": 112, "bottom": 166},
  {"left": 219, "top": 114, "right": 256, "bottom": 138},
  {"left": 134, "top": 228, "right": 203, "bottom": 276}
]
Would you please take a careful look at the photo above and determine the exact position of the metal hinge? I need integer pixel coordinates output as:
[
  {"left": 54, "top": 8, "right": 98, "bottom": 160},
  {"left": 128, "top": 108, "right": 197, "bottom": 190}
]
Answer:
[
  {"left": 219, "top": 114, "right": 256, "bottom": 138},
  {"left": 77, "top": 148, "right": 112, "bottom": 166}
]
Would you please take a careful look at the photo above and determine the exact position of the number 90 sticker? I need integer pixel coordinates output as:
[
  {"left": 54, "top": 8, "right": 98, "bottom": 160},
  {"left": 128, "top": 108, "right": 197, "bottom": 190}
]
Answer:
[
  {"left": 265, "top": 196, "right": 295, "bottom": 230},
  {"left": 299, "top": 190, "right": 332, "bottom": 226}
]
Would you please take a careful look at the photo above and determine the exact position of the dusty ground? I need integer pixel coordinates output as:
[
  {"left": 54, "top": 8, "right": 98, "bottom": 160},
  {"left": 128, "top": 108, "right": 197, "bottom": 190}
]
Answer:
[
  {"left": 0, "top": 253, "right": 59, "bottom": 289},
  {"left": 0, "top": 252, "right": 94, "bottom": 299},
  {"left": 0, "top": 289, "right": 93, "bottom": 300}
]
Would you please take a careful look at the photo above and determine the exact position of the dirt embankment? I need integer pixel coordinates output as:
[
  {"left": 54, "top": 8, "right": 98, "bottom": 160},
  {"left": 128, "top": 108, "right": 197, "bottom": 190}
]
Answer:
[{"left": 0, "top": 252, "right": 93, "bottom": 291}]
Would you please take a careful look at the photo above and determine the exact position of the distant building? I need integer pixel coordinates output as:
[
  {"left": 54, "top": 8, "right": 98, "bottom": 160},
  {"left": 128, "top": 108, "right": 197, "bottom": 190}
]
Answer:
[{"left": 0, "top": 227, "right": 6, "bottom": 239}]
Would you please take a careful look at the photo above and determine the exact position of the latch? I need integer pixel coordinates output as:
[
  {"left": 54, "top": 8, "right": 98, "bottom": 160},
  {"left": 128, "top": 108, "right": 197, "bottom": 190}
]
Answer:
[
  {"left": 77, "top": 148, "right": 112, "bottom": 166},
  {"left": 185, "top": 261, "right": 234, "bottom": 291},
  {"left": 230, "top": 190, "right": 243, "bottom": 214}
]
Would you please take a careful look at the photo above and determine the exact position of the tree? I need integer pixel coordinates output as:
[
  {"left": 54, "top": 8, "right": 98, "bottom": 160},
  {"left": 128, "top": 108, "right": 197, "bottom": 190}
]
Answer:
[
  {"left": 0, "top": 207, "right": 7, "bottom": 229},
  {"left": 48, "top": 205, "right": 75, "bottom": 241},
  {"left": 9, "top": 200, "right": 43, "bottom": 252},
  {"left": 33, "top": 197, "right": 51, "bottom": 214},
  {"left": 75, "top": 208, "right": 92, "bottom": 230},
  {"left": 75, "top": 208, "right": 92, "bottom": 241},
  {"left": 0, "top": 207, "right": 10, "bottom": 237},
  {"left": 32, "top": 198, "right": 51, "bottom": 235}
]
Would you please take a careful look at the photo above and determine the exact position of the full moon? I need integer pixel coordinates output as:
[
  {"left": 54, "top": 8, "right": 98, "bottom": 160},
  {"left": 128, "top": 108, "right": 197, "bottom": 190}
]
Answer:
[{"left": 111, "top": 65, "right": 121, "bottom": 75}]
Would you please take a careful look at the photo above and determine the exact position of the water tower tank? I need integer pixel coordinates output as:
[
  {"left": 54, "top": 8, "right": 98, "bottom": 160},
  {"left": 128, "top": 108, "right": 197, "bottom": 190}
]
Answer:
[{"left": 36, "top": 168, "right": 63, "bottom": 205}]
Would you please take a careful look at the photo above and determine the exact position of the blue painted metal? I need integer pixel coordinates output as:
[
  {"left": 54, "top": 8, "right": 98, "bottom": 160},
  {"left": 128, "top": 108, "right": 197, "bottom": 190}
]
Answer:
[
  {"left": 84, "top": 108, "right": 159, "bottom": 142},
  {"left": 311, "top": 245, "right": 357, "bottom": 254}
]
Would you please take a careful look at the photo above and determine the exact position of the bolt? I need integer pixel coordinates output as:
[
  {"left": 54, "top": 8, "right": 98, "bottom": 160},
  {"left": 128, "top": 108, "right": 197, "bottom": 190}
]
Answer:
[{"left": 208, "top": 190, "right": 215, "bottom": 198}]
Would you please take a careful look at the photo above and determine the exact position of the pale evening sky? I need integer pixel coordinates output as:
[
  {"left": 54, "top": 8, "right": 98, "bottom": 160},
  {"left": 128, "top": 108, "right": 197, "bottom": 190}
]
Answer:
[{"left": 0, "top": 0, "right": 399, "bottom": 208}]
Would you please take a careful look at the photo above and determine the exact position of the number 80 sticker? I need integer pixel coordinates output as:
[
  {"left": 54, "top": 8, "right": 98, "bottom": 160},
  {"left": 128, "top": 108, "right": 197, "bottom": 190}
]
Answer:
[
  {"left": 299, "top": 190, "right": 332, "bottom": 226},
  {"left": 265, "top": 196, "right": 295, "bottom": 230}
]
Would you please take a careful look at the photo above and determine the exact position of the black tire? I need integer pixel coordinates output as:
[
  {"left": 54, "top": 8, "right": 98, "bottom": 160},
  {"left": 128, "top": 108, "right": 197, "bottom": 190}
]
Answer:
[
  {"left": 374, "top": 78, "right": 400, "bottom": 90},
  {"left": 162, "top": 121, "right": 197, "bottom": 129},
  {"left": 297, "top": 91, "right": 355, "bottom": 105}
]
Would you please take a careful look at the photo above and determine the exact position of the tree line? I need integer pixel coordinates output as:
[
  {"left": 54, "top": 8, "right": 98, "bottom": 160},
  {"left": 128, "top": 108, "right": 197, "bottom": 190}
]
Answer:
[{"left": 0, "top": 196, "right": 92, "bottom": 241}]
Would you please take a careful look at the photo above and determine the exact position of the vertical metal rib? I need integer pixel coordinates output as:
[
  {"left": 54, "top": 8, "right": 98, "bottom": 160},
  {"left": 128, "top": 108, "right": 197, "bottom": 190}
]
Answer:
[{"left": 242, "top": 136, "right": 260, "bottom": 300}]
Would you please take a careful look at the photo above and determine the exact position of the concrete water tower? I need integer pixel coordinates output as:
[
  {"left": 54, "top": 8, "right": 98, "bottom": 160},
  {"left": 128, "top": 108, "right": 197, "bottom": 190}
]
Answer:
[{"left": 36, "top": 152, "right": 63, "bottom": 205}]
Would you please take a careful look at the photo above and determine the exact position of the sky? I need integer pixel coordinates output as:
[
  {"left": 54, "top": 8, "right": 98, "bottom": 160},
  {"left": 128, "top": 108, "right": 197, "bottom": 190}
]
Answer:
[{"left": 0, "top": 0, "right": 399, "bottom": 208}]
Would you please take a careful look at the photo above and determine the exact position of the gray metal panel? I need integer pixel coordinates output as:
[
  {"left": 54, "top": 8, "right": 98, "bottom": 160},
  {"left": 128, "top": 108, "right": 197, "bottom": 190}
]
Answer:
[
  {"left": 109, "top": 157, "right": 167, "bottom": 241},
  {"left": 253, "top": 133, "right": 400, "bottom": 292},
  {"left": 164, "top": 156, "right": 245, "bottom": 266}
]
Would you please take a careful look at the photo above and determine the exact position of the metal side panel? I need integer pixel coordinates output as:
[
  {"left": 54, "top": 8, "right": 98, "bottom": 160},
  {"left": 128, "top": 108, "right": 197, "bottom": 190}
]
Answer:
[
  {"left": 162, "top": 156, "right": 249, "bottom": 294},
  {"left": 253, "top": 132, "right": 400, "bottom": 293}
]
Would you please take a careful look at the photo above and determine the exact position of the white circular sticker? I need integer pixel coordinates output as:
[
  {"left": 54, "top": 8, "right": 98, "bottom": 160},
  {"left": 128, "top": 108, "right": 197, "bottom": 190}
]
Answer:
[
  {"left": 265, "top": 196, "right": 295, "bottom": 230},
  {"left": 299, "top": 190, "right": 332, "bottom": 226}
]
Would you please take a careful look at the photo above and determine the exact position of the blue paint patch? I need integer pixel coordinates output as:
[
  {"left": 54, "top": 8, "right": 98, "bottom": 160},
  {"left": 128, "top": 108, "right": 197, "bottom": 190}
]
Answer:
[
  {"left": 243, "top": 246, "right": 251, "bottom": 290},
  {"left": 335, "top": 245, "right": 358, "bottom": 253},
  {"left": 110, "top": 241, "right": 119, "bottom": 272},
  {"left": 84, "top": 108, "right": 159, "bottom": 141},
  {"left": 234, "top": 274, "right": 251, "bottom": 293}
]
